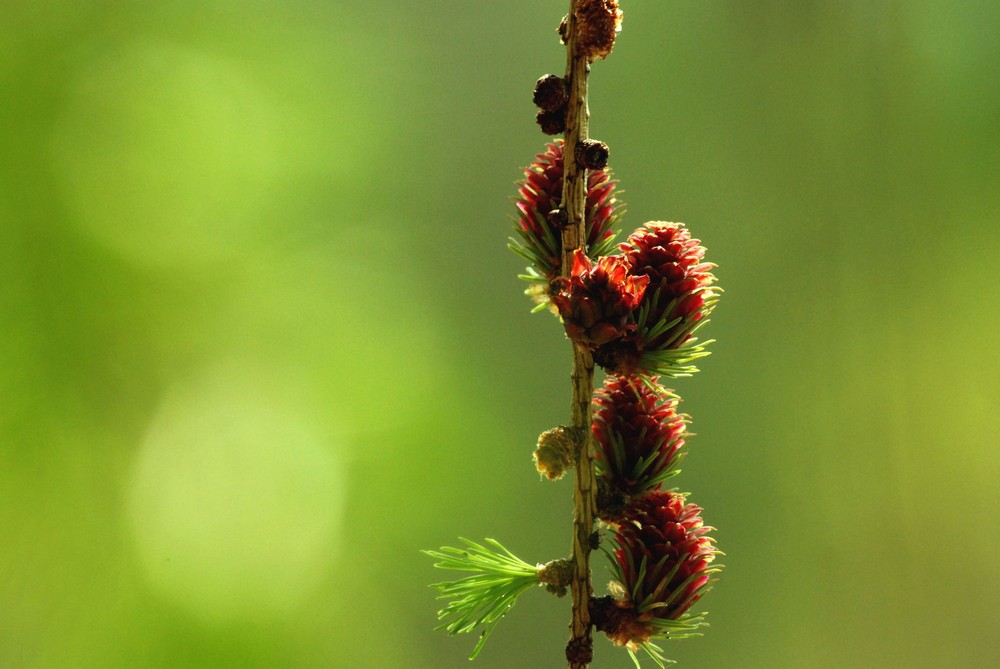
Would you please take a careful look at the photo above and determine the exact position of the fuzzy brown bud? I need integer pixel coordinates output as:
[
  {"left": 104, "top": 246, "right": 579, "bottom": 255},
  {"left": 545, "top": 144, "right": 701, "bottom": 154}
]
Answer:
[
  {"left": 534, "top": 426, "right": 578, "bottom": 480},
  {"left": 575, "top": 0, "right": 622, "bottom": 62},
  {"left": 533, "top": 74, "right": 569, "bottom": 112},
  {"left": 575, "top": 139, "right": 610, "bottom": 170},
  {"left": 536, "top": 107, "right": 566, "bottom": 135},
  {"left": 537, "top": 558, "right": 573, "bottom": 597}
]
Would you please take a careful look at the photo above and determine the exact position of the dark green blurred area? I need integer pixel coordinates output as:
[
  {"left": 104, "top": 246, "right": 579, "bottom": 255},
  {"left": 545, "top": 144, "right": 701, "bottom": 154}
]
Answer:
[{"left": 2, "top": 2, "right": 998, "bottom": 667}]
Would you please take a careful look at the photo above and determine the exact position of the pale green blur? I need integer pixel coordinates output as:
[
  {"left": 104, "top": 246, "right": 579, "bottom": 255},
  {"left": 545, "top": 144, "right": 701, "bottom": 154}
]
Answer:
[{"left": 2, "top": 2, "right": 998, "bottom": 668}]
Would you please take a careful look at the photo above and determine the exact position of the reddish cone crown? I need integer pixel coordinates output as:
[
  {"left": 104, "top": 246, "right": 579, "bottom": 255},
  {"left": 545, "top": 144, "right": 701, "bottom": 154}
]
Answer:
[{"left": 551, "top": 251, "right": 648, "bottom": 347}]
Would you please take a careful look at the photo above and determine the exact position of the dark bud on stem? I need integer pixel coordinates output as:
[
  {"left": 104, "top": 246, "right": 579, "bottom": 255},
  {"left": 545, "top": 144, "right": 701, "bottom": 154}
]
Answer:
[
  {"left": 589, "top": 595, "right": 623, "bottom": 634},
  {"left": 558, "top": 14, "right": 569, "bottom": 44},
  {"left": 576, "top": 139, "right": 610, "bottom": 170},
  {"left": 536, "top": 108, "right": 567, "bottom": 135},
  {"left": 533, "top": 74, "right": 569, "bottom": 112},
  {"left": 566, "top": 636, "right": 594, "bottom": 665},
  {"left": 596, "top": 473, "right": 629, "bottom": 521},
  {"left": 546, "top": 207, "right": 568, "bottom": 230}
]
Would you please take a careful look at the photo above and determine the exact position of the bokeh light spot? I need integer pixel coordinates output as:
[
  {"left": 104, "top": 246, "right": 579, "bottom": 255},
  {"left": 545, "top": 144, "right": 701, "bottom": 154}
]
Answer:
[
  {"left": 50, "top": 40, "right": 281, "bottom": 267},
  {"left": 127, "top": 366, "right": 344, "bottom": 624}
]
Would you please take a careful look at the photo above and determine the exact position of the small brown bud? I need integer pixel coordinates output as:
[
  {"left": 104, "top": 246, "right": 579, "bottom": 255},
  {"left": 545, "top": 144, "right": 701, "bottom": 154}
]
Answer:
[
  {"left": 575, "top": 138, "right": 609, "bottom": 170},
  {"left": 588, "top": 530, "right": 602, "bottom": 550},
  {"left": 565, "top": 636, "right": 594, "bottom": 665},
  {"left": 535, "top": 107, "right": 566, "bottom": 136},
  {"left": 575, "top": 0, "right": 622, "bottom": 62},
  {"left": 537, "top": 558, "right": 573, "bottom": 597},
  {"left": 589, "top": 594, "right": 619, "bottom": 633},
  {"left": 596, "top": 473, "right": 629, "bottom": 521},
  {"left": 545, "top": 208, "right": 568, "bottom": 230},
  {"left": 545, "top": 582, "right": 568, "bottom": 597},
  {"left": 558, "top": 14, "right": 569, "bottom": 44},
  {"left": 533, "top": 426, "right": 578, "bottom": 480},
  {"left": 533, "top": 74, "right": 569, "bottom": 112}
]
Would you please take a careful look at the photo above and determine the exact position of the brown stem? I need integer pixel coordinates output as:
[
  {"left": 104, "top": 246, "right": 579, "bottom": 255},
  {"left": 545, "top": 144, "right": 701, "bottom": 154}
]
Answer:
[
  {"left": 560, "top": 3, "right": 597, "bottom": 667},
  {"left": 566, "top": 344, "right": 596, "bottom": 668}
]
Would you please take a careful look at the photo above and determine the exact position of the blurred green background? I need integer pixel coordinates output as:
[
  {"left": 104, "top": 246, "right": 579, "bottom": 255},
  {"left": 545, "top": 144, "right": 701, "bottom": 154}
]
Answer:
[{"left": 2, "top": 1, "right": 998, "bottom": 667}]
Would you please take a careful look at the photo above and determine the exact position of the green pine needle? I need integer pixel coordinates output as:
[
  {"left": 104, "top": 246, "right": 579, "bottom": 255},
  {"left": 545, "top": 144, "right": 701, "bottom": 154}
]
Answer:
[
  {"left": 632, "top": 640, "right": 677, "bottom": 667},
  {"left": 424, "top": 538, "right": 539, "bottom": 660},
  {"left": 640, "top": 338, "right": 714, "bottom": 378}
]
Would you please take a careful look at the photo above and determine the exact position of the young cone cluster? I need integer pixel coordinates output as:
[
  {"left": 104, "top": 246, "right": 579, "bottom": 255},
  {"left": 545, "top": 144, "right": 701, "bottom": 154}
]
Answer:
[
  {"left": 509, "top": 138, "right": 724, "bottom": 666},
  {"left": 430, "top": 6, "right": 725, "bottom": 666},
  {"left": 508, "top": 138, "right": 724, "bottom": 665},
  {"left": 587, "top": 367, "right": 722, "bottom": 666},
  {"left": 513, "top": 158, "right": 718, "bottom": 378}
]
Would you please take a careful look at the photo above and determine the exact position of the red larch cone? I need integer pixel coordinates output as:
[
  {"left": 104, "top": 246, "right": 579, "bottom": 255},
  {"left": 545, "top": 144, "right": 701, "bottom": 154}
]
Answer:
[
  {"left": 591, "top": 375, "right": 687, "bottom": 513},
  {"left": 594, "top": 221, "right": 719, "bottom": 377},
  {"left": 509, "top": 140, "right": 623, "bottom": 304},
  {"left": 597, "top": 491, "right": 721, "bottom": 650}
]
